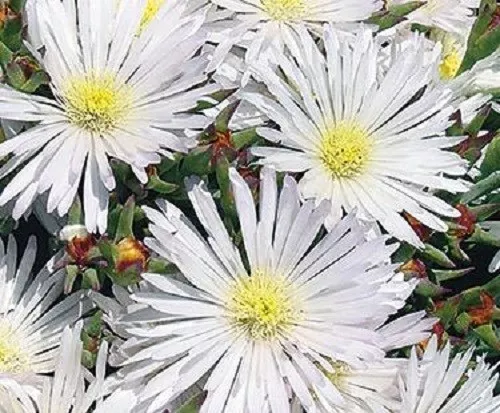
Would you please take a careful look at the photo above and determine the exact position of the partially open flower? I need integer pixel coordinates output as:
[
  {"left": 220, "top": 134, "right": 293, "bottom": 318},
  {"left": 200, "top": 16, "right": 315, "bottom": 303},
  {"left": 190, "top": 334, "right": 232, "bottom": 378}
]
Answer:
[
  {"left": 115, "top": 237, "right": 149, "bottom": 275},
  {"left": 401, "top": 259, "right": 428, "bottom": 279},
  {"left": 61, "top": 225, "right": 97, "bottom": 267}
]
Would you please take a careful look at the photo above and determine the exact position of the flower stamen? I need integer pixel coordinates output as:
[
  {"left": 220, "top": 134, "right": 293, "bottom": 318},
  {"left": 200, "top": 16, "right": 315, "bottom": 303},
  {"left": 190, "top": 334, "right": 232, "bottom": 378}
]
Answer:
[
  {"left": 0, "top": 321, "right": 29, "bottom": 373},
  {"left": 63, "top": 73, "right": 132, "bottom": 134},
  {"left": 319, "top": 121, "right": 372, "bottom": 178},
  {"left": 261, "top": 0, "right": 306, "bottom": 21},
  {"left": 227, "top": 271, "right": 299, "bottom": 340}
]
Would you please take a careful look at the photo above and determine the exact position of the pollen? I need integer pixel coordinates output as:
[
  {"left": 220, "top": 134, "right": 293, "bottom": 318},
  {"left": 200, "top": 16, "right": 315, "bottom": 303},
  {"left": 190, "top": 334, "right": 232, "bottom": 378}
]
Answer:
[
  {"left": 0, "top": 322, "right": 30, "bottom": 374},
  {"left": 139, "top": 0, "right": 166, "bottom": 32},
  {"left": 439, "top": 48, "right": 461, "bottom": 80},
  {"left": 319, "top": 121, "right": 372, "bottom": 179},
  {"left": 63, "top": 73, "right": 132, "bottom": 134},
  {"left": 226, "top": 271, "right": 300, "bottom": 340},
  {"left": 261, "top": 0, "right": 306, "bottom": 21}
]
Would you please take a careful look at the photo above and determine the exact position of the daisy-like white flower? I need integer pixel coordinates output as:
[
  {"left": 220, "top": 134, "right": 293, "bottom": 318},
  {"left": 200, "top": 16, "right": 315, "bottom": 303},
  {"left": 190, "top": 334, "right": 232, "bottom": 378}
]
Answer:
[
  {"left": 331, "top": 313, "right": 438, "bottom": 412},
  {"left": 2, "top": 322, "right": 138, "bottom": 413},
  {"left": 0, "top": 0, "right": 216, "bottom": 234},
  {"left": 0, "top": 235, "right": 93, "bottom": 408},
  {"left": 376, "top": 27, "right": 490, "bottom": 125},
  {"left": 111, "top": 167, "right": 433, "bottom": 413},
  {"left": 101, "top": 292, "right": 431, "bottom": 413},
  {"left": 399, "top": 335, "right": 500, "bottom": 413},
  {"left": 207, "top": 0, "right": 382, "bottom": 73},
  {"left": 377, "top": 26, "right": 493, "bottom": 126},
  {"left": 387, "top": 0, "right": 479, "bottom": 35},
  {"left": 244, "top": 25, "right": 471, "bottom": 246},
  {"left": 417, "top": 28, "right": 497, "bottom": 124}
]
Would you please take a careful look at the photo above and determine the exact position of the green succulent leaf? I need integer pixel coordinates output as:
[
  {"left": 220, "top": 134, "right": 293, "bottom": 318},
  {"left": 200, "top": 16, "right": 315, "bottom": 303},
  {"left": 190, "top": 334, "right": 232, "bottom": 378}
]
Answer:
[
  {"left": 474, "top": 324, "right": 500, "bottom": 350},
  {"left": 461, "top": 171, "right": 500, "bottom": 204},
  {"left": 459, "top": 0, "right": 500, "bottom": 73},
  {"left": 368, "top": 1, "right": 425, "bottom": 31},
  {"left": 420, "top": 244, "right": 456, "bottom": 269},
  {"left": 146, "top": 175, "right": 179, "bottom": 195},
  {"left": 481, "top": 135, "right": 500, "bottom": 178},
  {"left": 115, "top": 196, "right": 136, "bottom": 242}
]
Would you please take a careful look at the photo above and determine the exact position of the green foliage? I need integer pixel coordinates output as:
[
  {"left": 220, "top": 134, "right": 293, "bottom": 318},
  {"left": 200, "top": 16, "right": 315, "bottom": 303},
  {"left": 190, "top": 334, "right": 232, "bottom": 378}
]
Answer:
[
  {"left": 177, "top": 394, "right": 205, "bottom": 413},
  {"left": 0, "top": 2, "right": 48, "bottom": 93},
  {"left": 459, "top": 0, "right": 500, "bottom": 73},
  {"left": 1, "top": 2, "right": 500, "bottom": 410},
  {"left": 368, "top": 2, "right": 425, "bottom": 31},
  {"left": 421, "top": 243, "right": 456, "bottom": 268},
  {"left": 81, "top": 311, "right": 104, "bottom": 369},
  {"left": 481, "top": 135, "right": 500, "bottom": 177},
  {"left": 461, "top": 171, "right": 500, "bottom": 203},
  {"left": 115, "top": 196, "right": 136, "bottom": 242}
]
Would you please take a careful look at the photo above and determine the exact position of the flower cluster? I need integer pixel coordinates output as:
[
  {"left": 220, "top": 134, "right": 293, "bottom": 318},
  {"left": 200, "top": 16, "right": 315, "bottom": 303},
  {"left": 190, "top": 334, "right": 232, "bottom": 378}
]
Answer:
[{"left": 0, "top": 0, "right": 498, "bottom": 412}]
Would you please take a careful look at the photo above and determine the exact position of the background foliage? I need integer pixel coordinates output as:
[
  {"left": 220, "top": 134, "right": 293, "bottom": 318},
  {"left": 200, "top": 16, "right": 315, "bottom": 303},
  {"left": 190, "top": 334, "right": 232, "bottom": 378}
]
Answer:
[{"left": 0, "top": 0, "right": 499, "bottom": 410}]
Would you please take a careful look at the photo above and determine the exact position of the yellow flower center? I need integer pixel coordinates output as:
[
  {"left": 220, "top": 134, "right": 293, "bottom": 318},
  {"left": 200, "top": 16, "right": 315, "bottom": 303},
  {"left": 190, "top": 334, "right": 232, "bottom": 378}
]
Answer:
[
  {"left": 63, "top": 73, "right": 132, "bottom": 134},
  {"left": 0, "top": 322, "right": 30, "bottom": 374},
  {"left": 227, "top": 271, "right": 299, "bottom": 340},
  {"left": 261, "top": 0, "right": 306, "bottom": 21},
  {"left": 140, "top": 0, "right": 166, "bottom": 32},
  {"left": 439, "top": 48, "right": 461, "bottom": 80},
  {"left": 319, "top": 121, "right": 372, "bottom": 178}
]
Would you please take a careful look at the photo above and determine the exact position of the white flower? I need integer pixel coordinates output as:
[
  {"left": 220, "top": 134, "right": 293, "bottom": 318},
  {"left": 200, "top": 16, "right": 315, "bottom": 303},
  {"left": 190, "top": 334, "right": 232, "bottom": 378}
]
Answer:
[
  {"left": 387, "top": 0, "right": 480, "bottom": 35},
  {"left": 111, "top": 167, "right": 432, "bottom": 412},
  {"left": 2, "top": 322, "right": 138, "bottom": 413},
  {"left": 0, "top": 375, "right": 41, "bottom": 413},
  {"left": 0, "top": 119, "right": 67, "bottom": 236},
  {"left": 399, "top": 335, "right": 500, "bottom": 413},
  {"left": 430, "top": 29, "right": 469, "bottom": 81},
  {"left": 245, "top": 25, "right": 470, "bottom": 246},
  {"left": 91, "top": 283, "right": 152, "bottom": 363},
  {"left": 452, "top": 48, "right": 500, "bottom": 97},
  {"left": 91, "top": 283, "right": 206, "bottom": 413},
  {"left": 39, "top": 322, "right": 138, "bottom": 413},
  {"left": 377, "top": 28, "right": 490, "bottom": 125},
  {"left": 202, "top": 44, "right": 271, "bottom": 133},
  {"left": 0, "top": 235, "right": 93, "bottom": 407},
  {"left": 0, "top": 0, "right": 215, "bottom": 233},
  {"left": 427, "top": 28, "right": 499, "bottom": 121},
  {"left": 133, "top": 0, "right": 228, "bottom": 38},
  {"left": 207, "top": 0, "right": 382, "bottom": 73},
  {"left": 320, "top": 358, "right": 405, "bottom": 412}
]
